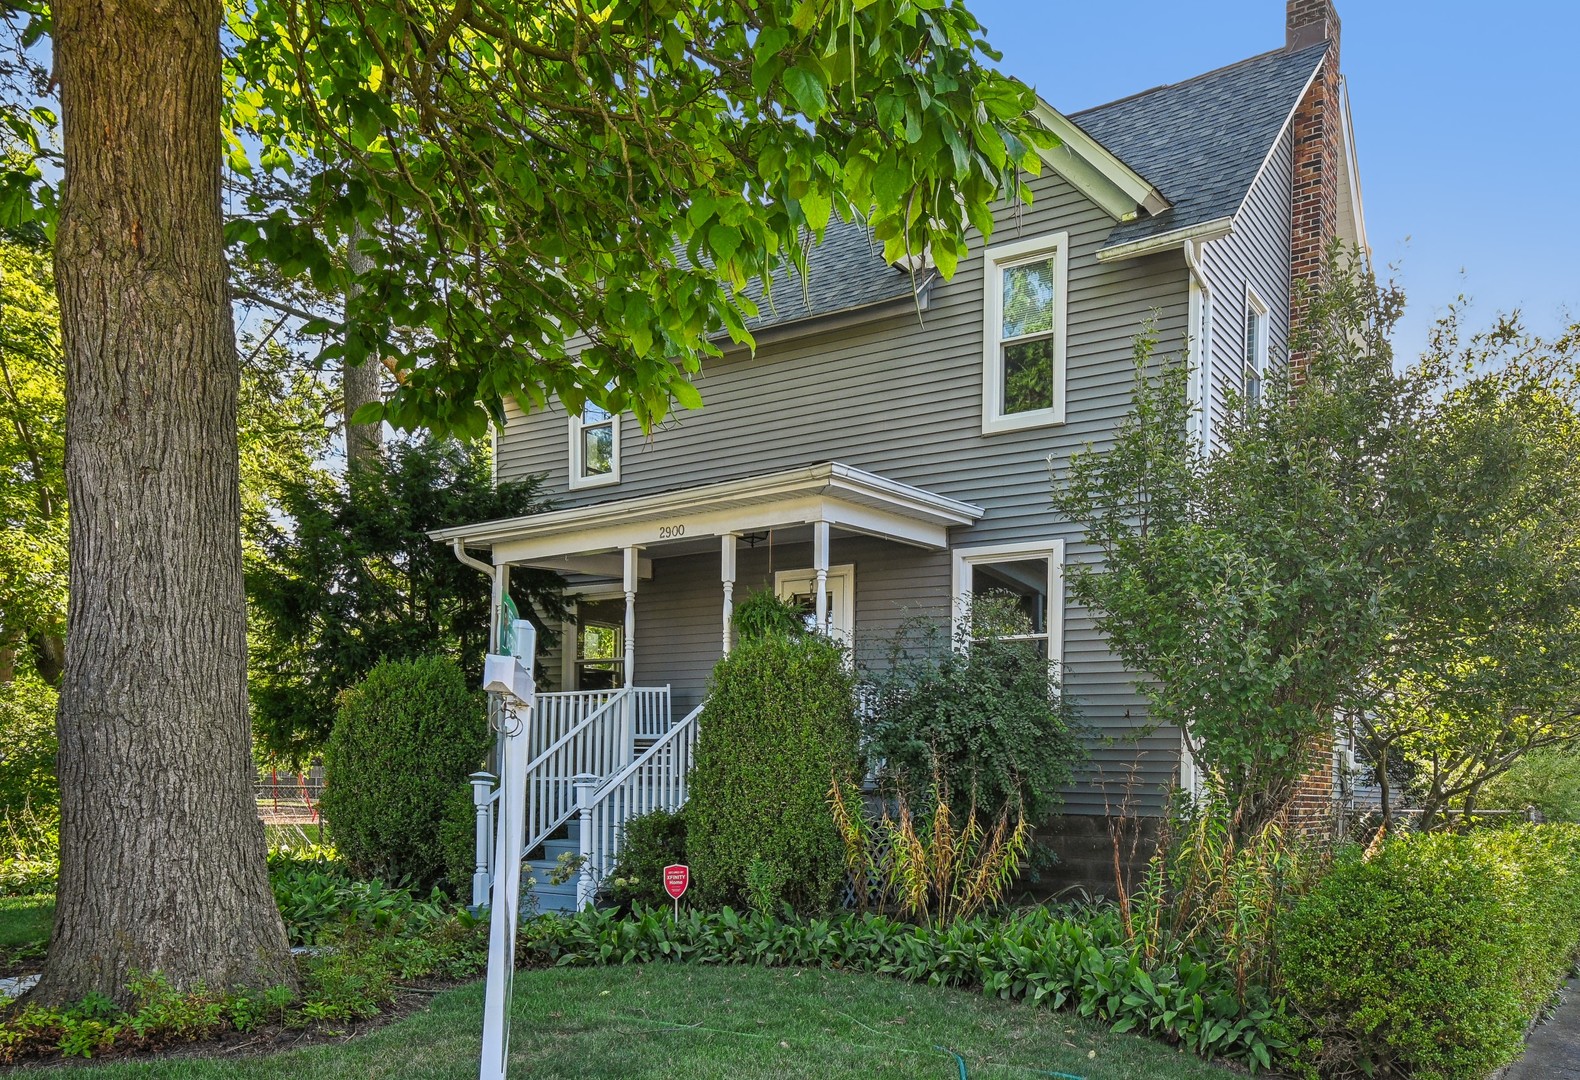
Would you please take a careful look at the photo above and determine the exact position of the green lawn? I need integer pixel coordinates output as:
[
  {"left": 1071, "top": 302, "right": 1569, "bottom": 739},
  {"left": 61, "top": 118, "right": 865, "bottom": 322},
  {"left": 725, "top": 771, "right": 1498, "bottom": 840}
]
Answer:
[
  {"left": 0, "top": 893, "right": 52, "bottom": 969},
  {"left": 27, "top": 964, "right": 1235, "bottom": 1079}
]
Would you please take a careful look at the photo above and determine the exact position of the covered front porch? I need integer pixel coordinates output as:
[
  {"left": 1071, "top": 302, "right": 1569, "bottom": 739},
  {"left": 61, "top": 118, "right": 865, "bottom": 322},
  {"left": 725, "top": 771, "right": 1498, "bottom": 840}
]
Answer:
[
  {"left": 430, "top": 462, "right": 981, "bottom": 910},
  {"left": 435, "top": 461, "right": 982, "bottom": 702}
]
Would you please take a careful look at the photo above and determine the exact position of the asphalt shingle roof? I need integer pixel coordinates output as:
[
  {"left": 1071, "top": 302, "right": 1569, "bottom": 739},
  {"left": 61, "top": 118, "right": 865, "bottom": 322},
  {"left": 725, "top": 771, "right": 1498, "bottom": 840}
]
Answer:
[
  {"left": 733, "top": 219, "right": 932, "bottom": 333},
  {"left": 1074, "top": 42, "right": 1330, "bottom": 250},
  {"left": 743, "top": 42, "right": 1329, "bottom": 330}
]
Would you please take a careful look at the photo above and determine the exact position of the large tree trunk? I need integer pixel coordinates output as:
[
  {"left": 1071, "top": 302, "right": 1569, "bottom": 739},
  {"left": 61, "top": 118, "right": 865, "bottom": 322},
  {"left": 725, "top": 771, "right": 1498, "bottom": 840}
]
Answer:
[
  {"left": 34, "top": 0, "right": 296, "bottom": 1002},
  {"left": 343, "top": 222, "right": 382, "bottom": 471}
]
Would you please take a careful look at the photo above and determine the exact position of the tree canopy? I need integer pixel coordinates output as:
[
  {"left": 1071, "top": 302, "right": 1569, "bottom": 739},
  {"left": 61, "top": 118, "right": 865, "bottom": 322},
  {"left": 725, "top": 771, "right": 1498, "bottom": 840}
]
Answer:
[
  {"left": 0, "top": 237, "right": 65, "bottom": 685},
  {"left": 1055, "top": 258, "right": 1580, "bottom": 833},
  {"left": 7, "top": 0, "right": 1054, "bottom": 1002},
  {"left": 246, "top": 437, "right": 563, "bottom": 759},
  {"left": 223, "top": 0, "right": 1050, "bottom": 435}
]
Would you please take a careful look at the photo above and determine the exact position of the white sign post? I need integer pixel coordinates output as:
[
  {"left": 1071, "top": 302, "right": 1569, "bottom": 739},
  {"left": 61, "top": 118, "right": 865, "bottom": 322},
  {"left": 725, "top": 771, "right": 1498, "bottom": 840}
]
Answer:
[{"left": 479, "top": 619, "right": 536, "bottom": 1080}]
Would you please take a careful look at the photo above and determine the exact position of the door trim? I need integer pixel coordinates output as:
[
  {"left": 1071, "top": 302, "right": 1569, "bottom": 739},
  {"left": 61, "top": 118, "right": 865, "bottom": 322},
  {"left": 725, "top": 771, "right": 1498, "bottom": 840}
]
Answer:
[{"left": 773, "top": 564, "right": 856, "bottom": 645}]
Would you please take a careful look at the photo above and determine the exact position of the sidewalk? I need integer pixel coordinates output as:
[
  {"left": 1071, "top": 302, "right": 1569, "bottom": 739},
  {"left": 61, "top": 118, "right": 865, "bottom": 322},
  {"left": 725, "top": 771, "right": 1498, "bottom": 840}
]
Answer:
[{"left": 1505, "top": 980, "right": 1580, "bottom": 1079}]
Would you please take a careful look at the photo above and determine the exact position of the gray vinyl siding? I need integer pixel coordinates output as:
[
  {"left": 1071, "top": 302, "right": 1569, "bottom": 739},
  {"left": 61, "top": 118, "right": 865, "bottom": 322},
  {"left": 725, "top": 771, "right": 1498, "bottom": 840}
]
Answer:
[
  {"left": 494, "top": 166, "right": 1192, "bottom": 814},
  {"left": 625, "top": 537, "right": 951, "bottom": 715},
  {"left": 1203, "top": 126, "right": 1294, "bottom": 442}
]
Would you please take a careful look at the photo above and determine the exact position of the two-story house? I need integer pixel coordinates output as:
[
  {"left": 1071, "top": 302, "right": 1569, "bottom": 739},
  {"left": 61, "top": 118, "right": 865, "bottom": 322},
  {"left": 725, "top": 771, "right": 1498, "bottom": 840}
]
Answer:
[{"left": 435, "top": 0, "right": 1368, "bottom": 906}]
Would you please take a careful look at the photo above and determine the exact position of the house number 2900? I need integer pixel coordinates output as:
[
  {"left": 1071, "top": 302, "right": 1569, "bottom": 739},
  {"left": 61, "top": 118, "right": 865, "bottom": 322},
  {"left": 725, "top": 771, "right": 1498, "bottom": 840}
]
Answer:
[{"left": 657, "top": 524, "right": 686, "bottom": 540}]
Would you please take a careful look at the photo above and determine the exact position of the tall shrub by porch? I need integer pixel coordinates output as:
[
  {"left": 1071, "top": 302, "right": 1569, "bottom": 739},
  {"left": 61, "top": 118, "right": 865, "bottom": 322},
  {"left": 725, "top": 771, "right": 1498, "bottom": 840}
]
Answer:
[
  {"left": 320, "top": 656, "right": 488, "bottom": 891},
  {"left": 687, "top": 633, "right": 860, "bottom": 913}
]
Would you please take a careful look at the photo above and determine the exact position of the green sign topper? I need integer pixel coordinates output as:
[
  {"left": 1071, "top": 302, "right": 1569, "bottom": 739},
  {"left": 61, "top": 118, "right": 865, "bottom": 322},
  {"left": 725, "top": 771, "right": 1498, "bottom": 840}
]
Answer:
[{"left": 498, "top": 595, "right": 522, "bottom": 656}]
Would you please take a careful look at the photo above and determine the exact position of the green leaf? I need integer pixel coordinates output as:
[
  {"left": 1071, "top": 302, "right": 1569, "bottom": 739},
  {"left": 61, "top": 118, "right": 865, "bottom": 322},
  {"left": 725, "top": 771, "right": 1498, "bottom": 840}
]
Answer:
[
  {"left": 349, "top": 401, "right": 386, "bottom": 425},
  {"left": 798, "top": 189, "right": 833, "bottom": 233},
  {"left": 671, "top": 379, "right": 703, "bottom": 411},
  {"left": 783, "top": 64, "right": 828, "bottom": 119}
]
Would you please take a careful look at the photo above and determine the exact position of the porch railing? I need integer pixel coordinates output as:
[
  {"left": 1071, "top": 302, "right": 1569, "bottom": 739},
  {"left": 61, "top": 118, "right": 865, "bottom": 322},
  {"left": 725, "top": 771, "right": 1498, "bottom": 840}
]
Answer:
[
  {"left": 573, "top": 701, "right": 703, "bottom": 906},
  {"left": 530, "top": 689, "right": 621, "bottom": 759},
  {"left": 469, "top": 686, "right": 675, "bottom": 908}
]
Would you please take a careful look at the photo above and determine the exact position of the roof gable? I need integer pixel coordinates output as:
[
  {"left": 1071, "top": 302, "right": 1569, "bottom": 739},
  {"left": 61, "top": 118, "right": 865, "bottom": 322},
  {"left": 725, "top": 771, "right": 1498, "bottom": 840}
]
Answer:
[
  {"left": 1028, "top": 100, "right": 1170, "bottom": 223},
  {"left": 719, "top": 42, "right": 1335, "bottom": 335},
  {"left": 1075, "top": 42, "right": 1329, "bottom": 252}
]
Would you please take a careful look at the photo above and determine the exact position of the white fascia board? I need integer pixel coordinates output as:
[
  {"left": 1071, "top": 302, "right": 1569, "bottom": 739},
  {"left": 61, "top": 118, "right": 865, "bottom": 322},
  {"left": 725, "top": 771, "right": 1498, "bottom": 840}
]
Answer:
[
  {"left": 429, "top": 462, "right": 984, "bottom": 561},
  {"left": 1029, "top": 100, "right": 1170, "bottom": 223},
  {"left": 1095, "top": 217, "right": 1236, "bottom": 263},
  {"left": 1337, "top": 78, "right": 1370, "bottom": 269}
]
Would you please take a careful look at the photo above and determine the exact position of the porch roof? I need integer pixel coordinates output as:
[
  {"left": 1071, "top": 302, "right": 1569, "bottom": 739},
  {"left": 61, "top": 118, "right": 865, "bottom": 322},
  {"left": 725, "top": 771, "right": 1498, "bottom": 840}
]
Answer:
[{"left": 428, "top": 462, "right": 983, "bottom": 566}]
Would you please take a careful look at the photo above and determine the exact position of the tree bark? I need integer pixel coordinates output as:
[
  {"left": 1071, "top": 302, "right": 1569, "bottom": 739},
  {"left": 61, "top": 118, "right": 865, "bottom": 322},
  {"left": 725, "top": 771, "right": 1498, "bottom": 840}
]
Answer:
[
  {"left": 343, "top": 222, "right": 382, "bottom": 471},
  {"left": 34, "top": 0, "right": 296, "bottom": 1002}
]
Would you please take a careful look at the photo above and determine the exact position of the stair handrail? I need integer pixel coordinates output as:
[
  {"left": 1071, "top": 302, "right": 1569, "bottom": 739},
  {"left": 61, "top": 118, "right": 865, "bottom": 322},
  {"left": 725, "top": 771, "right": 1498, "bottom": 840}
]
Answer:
[
  {"left": 574, "top": 701, "right": 703, "bottom": 906},
  {"left": 519, "top": 686, "right": 632, "bottom": 859}
]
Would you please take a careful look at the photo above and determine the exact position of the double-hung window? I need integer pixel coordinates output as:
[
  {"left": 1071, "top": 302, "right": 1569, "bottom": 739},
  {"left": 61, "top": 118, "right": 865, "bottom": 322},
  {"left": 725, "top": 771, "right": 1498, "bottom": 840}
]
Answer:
[
  {"left": 951, "top": 540, "right": 1065, "bottom": 668},
  {"left": 1243, "top": 288, "right": 1268, "bottom": 415},
  {"left": 982, "top": 234, "right": 1069, "bottom": 434},
  {"left": 568, "top": 395, "right": 620, "bottom": 489}
]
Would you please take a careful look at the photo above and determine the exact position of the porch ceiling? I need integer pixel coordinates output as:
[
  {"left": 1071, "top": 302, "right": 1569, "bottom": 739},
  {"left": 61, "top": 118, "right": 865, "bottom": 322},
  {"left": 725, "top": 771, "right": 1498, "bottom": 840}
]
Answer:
[{"left": 427, "top": 462, "right": 983, "bottom": 566}]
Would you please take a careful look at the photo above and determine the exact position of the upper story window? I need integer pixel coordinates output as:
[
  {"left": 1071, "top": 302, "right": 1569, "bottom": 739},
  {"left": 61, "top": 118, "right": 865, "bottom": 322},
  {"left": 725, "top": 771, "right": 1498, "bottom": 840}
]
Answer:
[
  {"left": 568, "top": 395, "right": 620, "bottom": 489},
  {"left": 982, "top": 233, "right": 1069, "bottom": 434},
  {"left": 1243, "top": 288, "right": 1268, "bottom": 415}
]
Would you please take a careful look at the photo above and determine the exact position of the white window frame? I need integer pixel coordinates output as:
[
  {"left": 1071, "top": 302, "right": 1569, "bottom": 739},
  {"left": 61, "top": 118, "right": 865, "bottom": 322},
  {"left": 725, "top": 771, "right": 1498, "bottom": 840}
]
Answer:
[
  {"left": 559, "top": 583, "right": 626, "bottom": 690},
  {"left": 568, "top": 400, "right": 621, "bottom": 490},
  {"left": 950, "top": 539, "right": 1065, "bottom": 671},
  {"left": 981, "top": 233, "right": 1070, "bottom": 434},
  {"left": 1243, "top": 286, "right": 1269, "bottom": 414}
]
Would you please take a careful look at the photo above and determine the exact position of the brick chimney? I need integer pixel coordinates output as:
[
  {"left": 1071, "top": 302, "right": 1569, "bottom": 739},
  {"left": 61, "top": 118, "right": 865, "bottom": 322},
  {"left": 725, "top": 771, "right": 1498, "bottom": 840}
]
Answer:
[
  {"left": 1285, "top": 1, "right": 1345, "bottom": 837},
  {"left": 1287, "top": 0, "right": 1340, "bottom": 62},
  {"left": 1285, "top": 0, "right": 1342, "bottom": 374}
]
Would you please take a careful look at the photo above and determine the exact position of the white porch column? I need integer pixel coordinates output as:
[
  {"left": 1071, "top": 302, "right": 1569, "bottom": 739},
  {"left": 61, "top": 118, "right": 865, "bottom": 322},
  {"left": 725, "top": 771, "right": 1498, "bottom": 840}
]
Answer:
[
  {"left": 620, "top": 545, "right": 641, "bottom": 766},
  {"left": 720, "top": 533, "right": 738, "bottom": 655},
  {"left": 812, "top": 520, "right": 830, "bottom": 636},
  {"left": 622, "top": 545, "right": 640, "bottom": 687}
]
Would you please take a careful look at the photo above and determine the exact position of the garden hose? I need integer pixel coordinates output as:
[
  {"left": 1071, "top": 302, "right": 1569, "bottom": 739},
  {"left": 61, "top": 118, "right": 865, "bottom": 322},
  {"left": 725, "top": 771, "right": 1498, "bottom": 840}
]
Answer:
[{"left": 935, "top": 1046, "right": 1086, "bottom": 1080}]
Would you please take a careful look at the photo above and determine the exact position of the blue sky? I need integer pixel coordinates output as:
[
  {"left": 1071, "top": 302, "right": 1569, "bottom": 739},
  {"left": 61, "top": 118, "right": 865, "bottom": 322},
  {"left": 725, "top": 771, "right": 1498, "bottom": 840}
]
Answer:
[{"left": 966, "top": 0, "right": 1580, "bottom": 359}]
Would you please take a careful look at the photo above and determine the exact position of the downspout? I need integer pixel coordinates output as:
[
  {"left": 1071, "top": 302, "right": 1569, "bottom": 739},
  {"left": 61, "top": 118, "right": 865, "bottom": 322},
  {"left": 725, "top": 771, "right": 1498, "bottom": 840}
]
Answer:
[
  {"left": 1178, "top": 238, "right": 1212, "bottom": 799},
  {"left": 451, "top": 538, "right": 508, "bottom": 775},
  {"left": 1183, "top": 238, "right": 1213, "bottom": 453},
  {"left": 451, "top": 538, "right": 494, "bottom": 578}
]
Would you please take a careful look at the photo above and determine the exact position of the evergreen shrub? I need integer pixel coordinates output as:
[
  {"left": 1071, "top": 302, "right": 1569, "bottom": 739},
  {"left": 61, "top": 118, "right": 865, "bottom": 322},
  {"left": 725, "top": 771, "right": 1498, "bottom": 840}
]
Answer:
[
  {"left": 320, "top": 656, "right": 488, "bottom": 891},
  {"left": 687, "top": 633, "right": 859, "bottom": 913},
  {"left": 606, "top": 806, "right": 688, "bottom": 908},
  {"left": 1280, "top": 824, "right": 1580, "bottom": 1080}
]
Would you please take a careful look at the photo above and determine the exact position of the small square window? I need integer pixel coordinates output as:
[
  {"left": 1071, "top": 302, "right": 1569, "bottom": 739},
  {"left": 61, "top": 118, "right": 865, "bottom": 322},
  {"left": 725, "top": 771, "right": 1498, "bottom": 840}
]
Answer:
[{"left": 952, "top": 541, "right": 1065, "bottom": 670}]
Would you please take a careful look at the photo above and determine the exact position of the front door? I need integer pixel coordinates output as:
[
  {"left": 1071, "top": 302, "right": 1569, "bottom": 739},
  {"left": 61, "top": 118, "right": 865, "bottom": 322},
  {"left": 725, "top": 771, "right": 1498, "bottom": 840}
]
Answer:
[{"left": 774, "top": 565, "right": 855, "bottom": 646}]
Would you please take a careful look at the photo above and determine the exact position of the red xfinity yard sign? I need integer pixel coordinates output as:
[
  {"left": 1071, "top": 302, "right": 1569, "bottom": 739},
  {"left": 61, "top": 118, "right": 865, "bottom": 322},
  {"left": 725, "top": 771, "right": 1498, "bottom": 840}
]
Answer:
[{"left": 663, "top": 864, "right": 690, "bottom": 901}]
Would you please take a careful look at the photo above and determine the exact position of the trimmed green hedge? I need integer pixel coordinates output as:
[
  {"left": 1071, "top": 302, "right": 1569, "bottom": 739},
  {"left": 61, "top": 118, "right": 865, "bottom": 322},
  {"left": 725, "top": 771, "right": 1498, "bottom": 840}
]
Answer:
[
  {"left": 518, "top": 904, "right": 1287, "bottom": 1070},
  {"left": 320, "top": 656, "right": 489, "bottom": 892},
  {"left": 607, "top": 806, "right": 687, "bottom": 908},
  {"left": 687, "top": 633, "right": 860, "bottom": 913},
  {"left": 1280, "top": 824, "right": 1580, "bottom": 1080}
]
